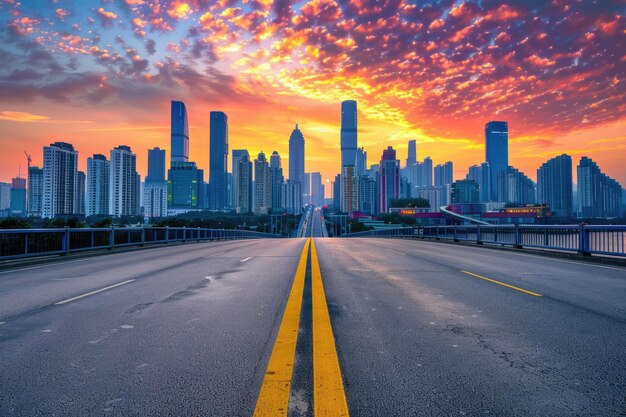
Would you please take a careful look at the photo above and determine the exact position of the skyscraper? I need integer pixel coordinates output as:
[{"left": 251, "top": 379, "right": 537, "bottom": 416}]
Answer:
[
  {"left": 232, "top": 149, "right": 249, "bottom": 210},
  {"left": 254, "top": 151, "right": 271, "bottom": 215},
  {"left": 577, "top": 157, "right": 622, "bottom": 218},
  {"left": 537, "top": 154, "right": 573, "bottom": 218},
  {"left": 236, "top": 152, "right": 252, "bottom": 214},
  {"left": 42, "top": 142, "right": 79, "bottom": 218},
  {"left": 356, "top": 147, "right": 367, "bottom": 177},
  {"left": 434, "top": 161, "right": 453, "bottom": 205},
  {"left": 147, "top": 147, "right": 166, "bottom": 182},
  {"left": 144, "top": 148, "right": 167, "bottom": 218},
  {"left": 270, "top": 151, "right": 284, "bottom": 211},
  {"left": 497, "top": 166, "right": 535, "bottom": 205},
  {"left": 340, "top": 166, "right": 359, "bottom": 213},
  {"left": 466, "top": 162, "right": 491, "bottom": 203},
  {"left": 451, "top": 180, "right": 480, "bottom": 204},
  {"left": 289, "top": 124, "right": 305, "bottom": 202},
  {"left": 27, "top": 166, "right": 43, "bottom": 217},
  {"left": 209, "top": 111, "right": 228, "bottom": 210},
  {"left": 359, "top": 175, "right": 377, "bottom": 215},
  {"left": 86, "top": 154, "right": 110, "bottom": 216},
  {"left": 109, "top": 145, "right": 140, "bottom": 217},
  {"left": 282, "top": 180, "right": 302, "bottom": 215},
  {"left": 379, "top": 146, "right": 400, "bottom": 213},
  {"left": 340, "top": 100, "right": 358, "bottom": 167},
  {"left": 406, "top": 140, "right": 416, "bottom": 167},
  {"left": 171, "top": 101, "right": 189, "bottom": 163},
  {"left": 485, "top": 121, "right": 508, "bottom": 201},
  {"left": 310, "top": 172, "right": 324, "bottom": 207}
]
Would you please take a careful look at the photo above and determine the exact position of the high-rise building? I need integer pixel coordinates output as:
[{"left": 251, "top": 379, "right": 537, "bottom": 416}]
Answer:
[
  {"left": 414, "top": 186, "right": 445, "bottom": 212},
  {"left": 168, "top": 161, "right": 204, "bottom": 212},
  {"left": 410, "top": 157, "right": 433, "bottom": 189},
  {"left": 143, "top": 182, "right": 167, "bottom": 219},
  {"left": 485, "top": 121, "right": 508, "bottom": 201},
  {"left": 232, "top": 149, "right": 249, "bottom": 210},
  {"left": 27, "top": 166, "right": 43, "bottom": 217},
  {"left": 236, "top": 153, "right": 252, "bottom": 214},
  {"left": 304, "top": 172, "right": 312, "bottom": 205},
  {"left": 340, "top": 166, "right": 359, "bottom": 213},
  {"left": 497, "top": 166, "right": 535, "bottom": 205},
  {"left": 147, "top": 147, "right": 166, "bottom": 182},
  {"left": 340, "top": 100, "right": 358, "bottom": 167},
  {"left": 379, "top": 146, "right": 400, "bottom": 213},
  {"left": 333, "top": 174, "right": 341, "bottom": 211},
  {"left": 289, "top": 124, "right": 305, "bottom": 203},
  {"left": 537, "top": 154, "right": 573, "bottom": 218},
  {"left": 577, "top": 157, "right": 622, "bottom": 218},
  {"left": 76, "top": 171, "right": 85, "bottom": 215},
  {"left": 310, "top": 172, "right": 324, "bottom": 207},
  {"left": 466, "top": 162, "right": 491, "bottom": 202},
  {"left": 282, "top": 180, "right": 302, "bottom": 214},
  {"left": 171, "top": 101, "right": 189, "bottom": 163},
  {"left": 109, "top": 145, "right": 140, "bottom": 217},
  {"left": 356, "top": 147, "right": 367, "bottom": 177},
  {"left": 209, "top": 111, "right": 228, "bottom": 210},
  {"left": 434, "top": 161, "right": 453, "bottom": 205},
  {"left": 0, "top": 182, "right": 10, "bottom": 216},
  {"left": 42, "top": 142, "right": 79, "bottom": 218},
  {"left": 451, "top": 180, "right": 480, "bottom": 204},
  {"left": 270, "top": 151, "right": 283, "bottom": 211},
  {"left": 254, "top": 151, "right": 271, "bottom": 215},
  {"left": 10, "top": 177, "right": 27, "bottom": 217},
  {"left": 406, "top": 140, "right": 416, "bottom": 168},
  {"left": 359, "top": 175, "right": 377, "bottom": 215},
  {"left": 86, "top": 154, "right": 110, "bottom": 216}
]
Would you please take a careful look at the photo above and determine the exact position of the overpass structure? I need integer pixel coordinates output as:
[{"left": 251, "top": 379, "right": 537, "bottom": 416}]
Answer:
[{"left": 0, "top": 218, "right": 624, "bottom": 416}]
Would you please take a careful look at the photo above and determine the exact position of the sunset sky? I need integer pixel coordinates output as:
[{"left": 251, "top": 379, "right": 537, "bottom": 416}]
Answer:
[{"left": 0, "top": 0, "right": 624, "bottom": 193}]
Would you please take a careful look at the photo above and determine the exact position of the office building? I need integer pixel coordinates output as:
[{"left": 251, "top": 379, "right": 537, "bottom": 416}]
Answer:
[
  {"left": 168, "top": 161, "right": 204, "bottom": 212},
  {"left": 86, "top": 154, "right": 110, "bottom": 216},
  {"left": 147, "top": 147, "right": 166, "bottom": 182},
  {"left": 10, "top": 177, "right": 27, "bottom": 217},
  {"left": 254, "top": 151, "right": 271, "bottom": 215},
  {"left": 209, "top": 111, "right": 228, "bottom": 210},
  {"left": 310, "top": 172, "right": 324, "bottom": 207},
  {"left": 76, "top": 171, "right": 85, "bottom": 215},
  {"left": 289, "top": 124, "right": 305, "bottom": 197},
  {"left": 27, "top": 166, "right": 43, "bottom": 217},
  {"left": 359, "top": 175, "right": 377, "bottom": 215},
  {"left": 340, "top": 100, "right": 358, "bottom": 167},
  {"left": 109, "top": 145, "right": 140, "bottom": 217},
  {"left": 143, "top": 181, "right": 167, "bottom": 218},
  {"left": 340, "top": 166, "right": 359, "bottom": 213},
  {"left": 451, "top": 180, "right": 480, "bottom": 204},
  {"left": 485, "top": 121, "right": 508, "bottom": 201},
  {"left": 42, "top": 142, "right": 79, "bottom": 218},
  {"left": 537, "top": 154, "right": 573, "bottom": 218},
  {"left": 466, "top": 162, "right": 491, "bottom": 202},
  {"left": 236, "top": 152, "right": 252, "bottom": 214},
  {"left": 406, "top": 140, "right": 416, "bottom": 167},
  {"left": 270, "top": 151, "right": 284, "bottom": 211},
  {"left": 497, "top": 166, "right": 535, "bottom": 205},
  {"left": 356, "top": 147, "right": 367, "bottom": 177},
  {"left": 171, "top": 100, "right": 189, "bottom": 162},
  {"left": 232, "top": 149, "right": 249, "bottom": 210},
  {"left": 379, "top": 146, "right": 400, "bottom": 213}
]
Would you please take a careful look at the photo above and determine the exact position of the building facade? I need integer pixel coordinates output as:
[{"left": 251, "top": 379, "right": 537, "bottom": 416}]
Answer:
[
  {"left": 236, "top": 153, "right": 253, "bottom": 214},
  {"left": 378, "top": 146, "right": 400, "bottom": 213},
  {"left": 254, "top": 151, "right": 271, "bottom": 214},
  {"left": 485, "top": 121, "right": 508, "bottom": 202},
  {"left": 27, "top": 166, "right": 43, "bottom": 217},
  {"left": 209, "top": 111, "right": 229, "bottom": 210},
  {"left": 42, "top": 142, "right": 79, "bottom": 218},
  {"left": 537, "top": 154, "right": 573, "bottom": 218},
  {"left": 109, "top": 145, "right": 140, "bottom": 217},
  {"left": 171, "top": 101, "right": 189, "bottom": 163},
  {"left": 86, "top": 154, "right": 110, "bottom": 216}
]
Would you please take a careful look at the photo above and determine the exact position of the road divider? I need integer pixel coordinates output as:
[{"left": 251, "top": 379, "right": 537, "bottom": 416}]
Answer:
[
  {"left": 460, "top": 270, "right": 543, "bottom": 297},
  {"left": 253, "top": 239, "right": 311, "bottom": 417},
  {"left": 311, "top": 239, "right": 351, "bottom": 416}
]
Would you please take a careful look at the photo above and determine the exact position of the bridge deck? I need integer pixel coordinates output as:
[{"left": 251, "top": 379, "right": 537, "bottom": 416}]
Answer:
[{"left": 0, "top": 237, "right": 624, "bottom": 416}]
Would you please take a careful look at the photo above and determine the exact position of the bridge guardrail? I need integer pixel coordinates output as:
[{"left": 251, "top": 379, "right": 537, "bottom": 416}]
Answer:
[
  {"left": 0, "top": 227, "right": 281, "bottom": 261},
  {"left": 343, "top": 224, "right": 626, "bottom": 257}
]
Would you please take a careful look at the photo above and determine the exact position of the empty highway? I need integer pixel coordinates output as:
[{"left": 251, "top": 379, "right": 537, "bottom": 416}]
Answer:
[{"left": 0, "top": 237, "right": 625, "bottom": 416}]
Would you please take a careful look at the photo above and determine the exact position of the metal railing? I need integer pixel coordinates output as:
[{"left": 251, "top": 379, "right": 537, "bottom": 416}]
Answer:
[
  {"left": 343, "top": 224, "right": 626, "bottom": 257},
  {"left": 0, "top": 227, "right": 281, "bottom": 261}
]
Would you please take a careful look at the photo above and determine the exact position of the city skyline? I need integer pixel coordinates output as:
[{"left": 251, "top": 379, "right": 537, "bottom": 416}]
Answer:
[{"left": 0, "top": 1, "right": 625, "bottom": 190}]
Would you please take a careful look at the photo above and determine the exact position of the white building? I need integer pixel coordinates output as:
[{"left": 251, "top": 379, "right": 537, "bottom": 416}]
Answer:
[
  {"left": 42, "top": 142, "right": 78, "bottom": 218},
  {"left": 109, "top": 145, "right": 140, "bottom": 217}
]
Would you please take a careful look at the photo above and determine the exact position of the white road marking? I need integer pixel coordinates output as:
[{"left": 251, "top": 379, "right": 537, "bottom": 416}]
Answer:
[
  {"left": 0, "top": 258, "right": 93, "bottom": 275},
  {"left": 42, "top": 329, "right": 51, "bottom": 333},
  {"left": 54, "top": 279, "right": 135, "bottom": 305},
  {"left": 385, "top": 248, "right": 407, "bottom": 256},
  {"left": 0, "top": 321, "right": 5, "bottom": 325},
  {"left": 240, "top": 257, "right": 253, "bottom": 263},
  {"left": 120, "top": 325, "right": 134, "bottom": 329}
]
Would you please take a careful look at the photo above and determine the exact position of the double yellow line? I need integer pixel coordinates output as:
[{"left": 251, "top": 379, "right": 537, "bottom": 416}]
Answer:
[{"left": 253, "top": 238, "right": 350, "bottom": 417}]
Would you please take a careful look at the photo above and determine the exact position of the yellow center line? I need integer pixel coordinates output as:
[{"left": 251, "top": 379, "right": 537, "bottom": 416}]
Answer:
[
  {"left": 311, "top": 238, "right": 351, "bottom": 417},
  {"left": 460, "top": 270, "right": 543, "bottom": 297},
  {"left": 253, "top": 238, "right": 311, "bottom": 417}
]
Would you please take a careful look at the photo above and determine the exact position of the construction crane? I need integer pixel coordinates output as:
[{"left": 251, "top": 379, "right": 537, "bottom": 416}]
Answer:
[{"left": 24, "top": 151, "right": 32, "bottom": 168}]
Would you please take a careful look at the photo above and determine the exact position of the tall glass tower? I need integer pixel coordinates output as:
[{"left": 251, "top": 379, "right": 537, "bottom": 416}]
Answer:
[
  {"left": 340, "top": 100, "right": 358, "bottom": 167},
  {"left": 289, "top": 123, "right": 305, "bottom": 188},
  {"left": 485, "top": 121, "right": 508, "bottom": 201},
  {"left": 209, "top": 111, "right": 228, "bottom": 210},
  {"left": 171, "top": 101, "right": 189, "bottom": 163}
]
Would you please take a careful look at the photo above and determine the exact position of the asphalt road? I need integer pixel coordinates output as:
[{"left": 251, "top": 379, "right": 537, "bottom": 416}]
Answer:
[{"left": 0, "top": 237, "right": 625, "bottom": 416}]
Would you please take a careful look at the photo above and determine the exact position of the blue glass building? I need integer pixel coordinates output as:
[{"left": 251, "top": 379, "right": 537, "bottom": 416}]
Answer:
[
  {"left": 485, "top": 121, "right": 508, "bottom": 202},
  {"left": 340, "top": 100, "right": 357, "bottom": 167},
  {"left": 209, "top": 111, "right": 228, "bottom": 210},
  {"left": 171, "top": 101, "right": 189, "bottom": 163}
]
